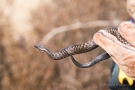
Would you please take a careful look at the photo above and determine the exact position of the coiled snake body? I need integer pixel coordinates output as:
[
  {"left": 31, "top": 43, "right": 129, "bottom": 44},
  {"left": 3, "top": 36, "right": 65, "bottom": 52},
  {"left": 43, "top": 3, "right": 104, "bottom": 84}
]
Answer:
[{"left": 35, "top": 27, "right": 131, "bottom": 68}]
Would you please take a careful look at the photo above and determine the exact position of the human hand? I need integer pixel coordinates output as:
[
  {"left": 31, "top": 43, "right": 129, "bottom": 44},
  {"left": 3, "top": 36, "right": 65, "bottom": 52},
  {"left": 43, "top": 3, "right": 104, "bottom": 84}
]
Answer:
[{"left": 93, "top": 21, "right": 135, "bottom": 79}]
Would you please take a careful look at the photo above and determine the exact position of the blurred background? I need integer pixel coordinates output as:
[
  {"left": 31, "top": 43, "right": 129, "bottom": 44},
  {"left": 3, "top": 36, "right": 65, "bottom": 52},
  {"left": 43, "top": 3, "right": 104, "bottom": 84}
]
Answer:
[{"left": 0, "top": 0, "right": 131, "bottom": 90}]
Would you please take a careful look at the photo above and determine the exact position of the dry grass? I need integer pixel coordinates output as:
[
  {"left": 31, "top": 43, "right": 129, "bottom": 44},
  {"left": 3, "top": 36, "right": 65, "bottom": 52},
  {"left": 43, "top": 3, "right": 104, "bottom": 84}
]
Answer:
[{"left": 0, "top": 0, "right": 131, "bottom": 90}]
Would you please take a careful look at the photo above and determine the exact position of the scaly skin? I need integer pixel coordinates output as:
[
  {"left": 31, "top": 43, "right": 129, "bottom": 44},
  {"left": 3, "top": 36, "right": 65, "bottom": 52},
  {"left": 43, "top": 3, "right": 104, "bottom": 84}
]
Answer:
[{"left": 35, "top": 27, "right": 131, "bottom": 68}]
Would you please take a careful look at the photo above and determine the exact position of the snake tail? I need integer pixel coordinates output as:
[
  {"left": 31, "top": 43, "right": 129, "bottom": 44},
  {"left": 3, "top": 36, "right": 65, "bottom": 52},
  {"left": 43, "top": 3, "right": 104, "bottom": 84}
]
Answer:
[{"left": 70, "top": 52, "right": 110, "bottom": 68}]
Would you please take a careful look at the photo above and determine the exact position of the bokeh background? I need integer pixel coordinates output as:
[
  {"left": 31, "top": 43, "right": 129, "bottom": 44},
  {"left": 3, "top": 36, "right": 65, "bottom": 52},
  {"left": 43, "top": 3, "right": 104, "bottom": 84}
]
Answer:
[{"left": 0, "top": 0, "right": 131, "bottom": 90}]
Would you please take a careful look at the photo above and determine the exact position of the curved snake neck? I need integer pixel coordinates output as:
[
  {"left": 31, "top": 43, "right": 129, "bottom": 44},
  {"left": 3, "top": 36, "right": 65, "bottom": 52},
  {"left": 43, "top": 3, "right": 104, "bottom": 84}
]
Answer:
[{"left": 35, "top": 27, "right": 130, "bottom": 67}]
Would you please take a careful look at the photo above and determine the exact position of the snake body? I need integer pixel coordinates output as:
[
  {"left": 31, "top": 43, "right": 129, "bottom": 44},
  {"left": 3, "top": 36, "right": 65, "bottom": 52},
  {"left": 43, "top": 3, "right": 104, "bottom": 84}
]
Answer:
[
  {"left": 35, "top": 40, "right": 98, "bottom": 60},
  {"left": 35, "top": 27, "right": 131, "bottom": 67}
]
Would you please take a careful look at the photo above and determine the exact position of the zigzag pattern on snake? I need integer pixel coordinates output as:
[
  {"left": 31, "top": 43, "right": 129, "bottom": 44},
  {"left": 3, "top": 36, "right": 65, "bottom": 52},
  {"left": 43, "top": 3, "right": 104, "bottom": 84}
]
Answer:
[{"left": 35, "top": 27, "right": 132, "bottom": 68}]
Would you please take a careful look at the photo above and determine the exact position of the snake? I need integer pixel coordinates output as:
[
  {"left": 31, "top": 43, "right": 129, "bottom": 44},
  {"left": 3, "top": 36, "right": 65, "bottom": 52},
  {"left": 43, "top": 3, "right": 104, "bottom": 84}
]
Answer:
[{"left": 34, "top": 27, "right": 132, "bottom": 68}]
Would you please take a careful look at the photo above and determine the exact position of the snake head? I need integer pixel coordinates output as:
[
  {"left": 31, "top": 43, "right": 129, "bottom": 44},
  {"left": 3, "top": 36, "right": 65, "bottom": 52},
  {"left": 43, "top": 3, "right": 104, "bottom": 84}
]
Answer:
[{"left": 35, "top": 44, "right": 46, "bottom": 51}]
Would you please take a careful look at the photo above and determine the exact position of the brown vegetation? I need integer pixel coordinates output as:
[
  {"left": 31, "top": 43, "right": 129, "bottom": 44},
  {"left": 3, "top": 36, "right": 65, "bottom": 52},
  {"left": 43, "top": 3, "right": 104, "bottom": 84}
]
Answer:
[{"left": 0, "top": 0, "right": 130, "bottom": 90}]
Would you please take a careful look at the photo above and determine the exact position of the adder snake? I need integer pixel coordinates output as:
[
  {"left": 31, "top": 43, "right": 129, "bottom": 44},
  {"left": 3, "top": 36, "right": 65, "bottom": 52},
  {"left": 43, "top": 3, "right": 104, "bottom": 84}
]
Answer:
[{"left": 35, "top": 27, "right": 132, "bottom": 68}]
